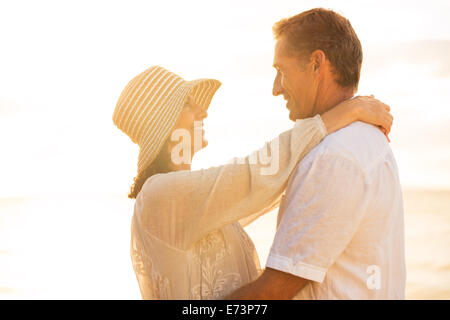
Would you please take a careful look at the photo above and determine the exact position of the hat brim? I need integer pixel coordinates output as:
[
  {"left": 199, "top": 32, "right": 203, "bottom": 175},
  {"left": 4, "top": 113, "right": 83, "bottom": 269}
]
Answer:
[{"left": 185, "top": 78, "right": 222, "bottom": 113}]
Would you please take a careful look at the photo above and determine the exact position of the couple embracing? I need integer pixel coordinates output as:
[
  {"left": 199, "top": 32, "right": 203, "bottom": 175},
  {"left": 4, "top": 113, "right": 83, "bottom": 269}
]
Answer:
[{"left": 112, "top": 8, "right": 405, "bottom": 300}]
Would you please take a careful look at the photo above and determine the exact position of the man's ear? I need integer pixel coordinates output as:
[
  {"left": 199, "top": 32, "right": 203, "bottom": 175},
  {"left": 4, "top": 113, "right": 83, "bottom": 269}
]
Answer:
[{"left": 310, "top": 50, "right": 326, "bottom": 73}]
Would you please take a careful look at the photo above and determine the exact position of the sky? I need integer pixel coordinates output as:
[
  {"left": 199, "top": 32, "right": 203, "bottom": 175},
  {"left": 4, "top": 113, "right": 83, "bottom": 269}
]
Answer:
[{"left": 1, "top": 0, "right": 450, "bottom": 198}]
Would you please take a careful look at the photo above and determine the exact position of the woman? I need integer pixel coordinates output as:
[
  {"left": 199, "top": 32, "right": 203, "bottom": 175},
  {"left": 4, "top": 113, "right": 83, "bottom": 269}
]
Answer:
[{"left": 112, "top": 66, "right": 392, "bottom": 299}]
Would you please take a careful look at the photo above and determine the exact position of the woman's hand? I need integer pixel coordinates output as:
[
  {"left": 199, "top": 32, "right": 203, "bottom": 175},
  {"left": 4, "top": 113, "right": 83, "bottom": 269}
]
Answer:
[
  {"left": 353, "top": 95, "right": 393, "bottom": 141},
  {"left": 321, "top": 95, "right": 393, "bottom": 142}
]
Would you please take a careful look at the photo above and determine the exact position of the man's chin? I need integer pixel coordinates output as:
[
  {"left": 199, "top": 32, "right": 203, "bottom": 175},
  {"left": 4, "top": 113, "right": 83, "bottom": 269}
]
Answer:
[{"left": 288, "top": 110, "right": 298, "bottom": 122}]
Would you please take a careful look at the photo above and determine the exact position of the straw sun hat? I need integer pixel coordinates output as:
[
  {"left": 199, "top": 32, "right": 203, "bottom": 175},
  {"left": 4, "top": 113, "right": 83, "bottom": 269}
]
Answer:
[{"left": 113, "top": 66, "right": 221, "bottom": 174}]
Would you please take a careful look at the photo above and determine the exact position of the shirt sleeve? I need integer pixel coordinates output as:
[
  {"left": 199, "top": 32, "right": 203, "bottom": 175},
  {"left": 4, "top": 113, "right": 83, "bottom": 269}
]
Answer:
[
  {"left": 134, "top": 115, "right": 328, "bottom": 250},
  {"left": 266, "top": 152, "right": 369, "bottom": 283}
]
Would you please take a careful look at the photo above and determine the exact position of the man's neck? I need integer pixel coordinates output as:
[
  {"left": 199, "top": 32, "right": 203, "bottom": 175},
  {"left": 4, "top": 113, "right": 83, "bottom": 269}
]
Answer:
[{"left": 313, "top": 83, "right": 354, "bottom": 115}]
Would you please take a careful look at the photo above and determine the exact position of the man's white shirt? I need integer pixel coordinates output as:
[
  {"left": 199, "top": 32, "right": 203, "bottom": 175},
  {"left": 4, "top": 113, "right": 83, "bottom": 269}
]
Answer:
[{"left": 266, "top": 121, "right": 406, "bottom": 299}]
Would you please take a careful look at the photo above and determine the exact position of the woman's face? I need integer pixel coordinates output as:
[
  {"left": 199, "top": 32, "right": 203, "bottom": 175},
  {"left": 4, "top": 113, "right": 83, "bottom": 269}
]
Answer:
[{"left": 167, "top": 94, "right": 208, "bottom": 167}]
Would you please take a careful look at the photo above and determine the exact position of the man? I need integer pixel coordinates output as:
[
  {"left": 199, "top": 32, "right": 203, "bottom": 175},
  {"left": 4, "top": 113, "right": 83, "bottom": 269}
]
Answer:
[{"left": 226, "top": 8, "right": 405, "bottom": 299}]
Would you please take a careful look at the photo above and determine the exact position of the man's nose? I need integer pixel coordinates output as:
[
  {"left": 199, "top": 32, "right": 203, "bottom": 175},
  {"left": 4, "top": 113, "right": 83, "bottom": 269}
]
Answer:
[{"left": 272, "top": 73, "right": 282, "bottom": 96}]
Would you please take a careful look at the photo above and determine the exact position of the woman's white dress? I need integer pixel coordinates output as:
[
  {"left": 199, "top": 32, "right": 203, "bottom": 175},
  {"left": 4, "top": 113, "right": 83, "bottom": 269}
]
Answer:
[{"left": 130, "top": 115, "right": 327, "bottom": 299}]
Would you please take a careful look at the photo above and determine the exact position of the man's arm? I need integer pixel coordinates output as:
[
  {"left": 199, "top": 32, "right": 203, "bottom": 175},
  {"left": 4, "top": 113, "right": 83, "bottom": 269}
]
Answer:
[
  {"left": 225, "top": 267, "right": 309, "bottom": 300},
  {"left": 226, "top": 151, "right": 368, "bottom": 300}
]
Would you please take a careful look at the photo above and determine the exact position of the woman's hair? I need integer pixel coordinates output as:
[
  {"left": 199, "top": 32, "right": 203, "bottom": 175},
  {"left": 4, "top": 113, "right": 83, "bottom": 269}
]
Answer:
[{"left": 128, "top": 138, "right": 173, "bottom": 199}]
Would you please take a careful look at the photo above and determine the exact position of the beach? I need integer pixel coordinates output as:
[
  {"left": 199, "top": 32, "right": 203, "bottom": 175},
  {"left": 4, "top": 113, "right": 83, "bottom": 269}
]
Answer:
[{"left": 0, "top": 188, "right": 449, "bottom": 299}]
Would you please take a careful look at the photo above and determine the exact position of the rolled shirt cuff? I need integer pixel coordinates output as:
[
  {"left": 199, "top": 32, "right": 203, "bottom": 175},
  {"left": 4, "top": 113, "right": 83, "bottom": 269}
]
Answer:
[{"left": 266, "top": 253, "right": 327, "bottom": 283}]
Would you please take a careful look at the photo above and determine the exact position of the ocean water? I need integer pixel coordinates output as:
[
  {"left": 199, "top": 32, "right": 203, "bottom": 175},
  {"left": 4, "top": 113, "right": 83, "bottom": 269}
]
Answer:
[{"left": 0, "top": 189, "right": 449, "bottom": 299}]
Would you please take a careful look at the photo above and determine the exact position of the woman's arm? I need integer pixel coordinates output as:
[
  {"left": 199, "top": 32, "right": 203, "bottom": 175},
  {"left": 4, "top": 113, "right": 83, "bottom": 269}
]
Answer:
[
  {"left": 238, "top": 95, "right": 393, "bottom": 227},
  {"left": 321, "top": 95, "right": 393, "bottom": 139},
  {"left": 135, "top": 96, "right": 392, "bottom": 250},
  {"left": 135, "top": 115, "right": 327, "bottom": 250}
]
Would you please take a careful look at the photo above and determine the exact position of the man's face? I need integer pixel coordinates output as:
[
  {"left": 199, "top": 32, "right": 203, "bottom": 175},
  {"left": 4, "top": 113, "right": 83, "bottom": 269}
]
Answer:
[{"left": 272, "top": 36, "right": 317, "bottom": 121}]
